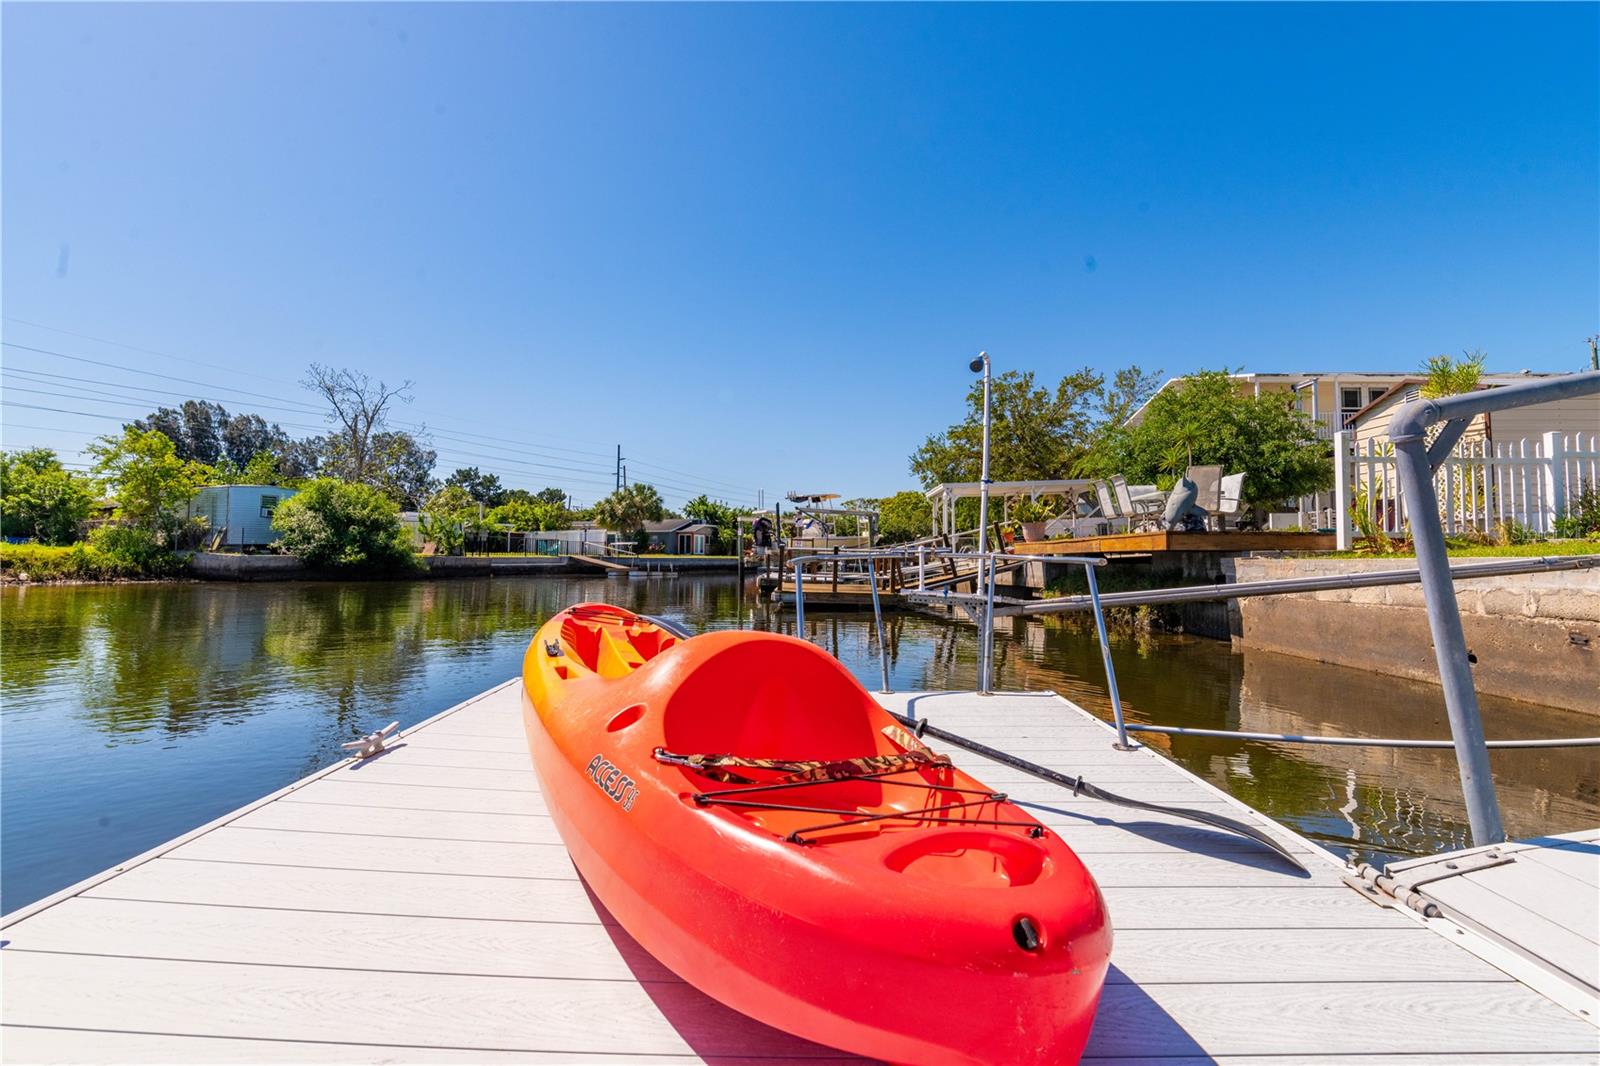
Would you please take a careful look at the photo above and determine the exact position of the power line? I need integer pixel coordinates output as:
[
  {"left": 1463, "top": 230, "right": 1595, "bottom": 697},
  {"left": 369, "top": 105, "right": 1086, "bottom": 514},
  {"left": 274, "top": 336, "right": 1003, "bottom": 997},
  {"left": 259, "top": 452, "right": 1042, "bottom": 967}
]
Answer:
[
  {"left": 0, "top": 400, "right": 649, "bottom": 498},
  {"left": 0, "top": 361, "right": 637, "bottom": 484},
  {"left": 3, "top": 321, "right": 762, "bottom": 490},
  {"left": 3, "top": 333, "right": 766, "bottom": 504},
  {"left": 626, "top": 458, "right": 757, "bottom": 496},
  {"left": 2, "top": 320, "right": 623, "bottom": 454},
  {"left": 4, "top": 316, "right": 295, "bottom": 385}
]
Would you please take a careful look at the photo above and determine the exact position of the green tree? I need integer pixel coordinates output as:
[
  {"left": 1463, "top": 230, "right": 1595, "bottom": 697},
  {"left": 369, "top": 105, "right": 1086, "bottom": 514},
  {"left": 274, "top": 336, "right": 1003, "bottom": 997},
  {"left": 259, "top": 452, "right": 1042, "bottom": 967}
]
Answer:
[
  {"left": 88, "top": 427, "right": 212, "bottom": 538},
  {"left": 876, "top": 490, "right": 933, "bottom": 543},
  {"left": 443, "top": 466, "right": 507, "bottom": 506},
  {"left": 1078, "top": 366, "right": 1166, "bottom": 476},
  {"left": 534, "top": 486, "right": 569, "bottom": 508},
  {"left": 1103, "top": 370, "right": 1331, "bottom": 515},
  {"left": 682, "top": 494, "right": 749, "bottom": 553},
  {"left": 303, "top": 364, "right": 415, "bottom": 484},
  {"left": 220, "top": 412, "right": 291, "bottom": 467},
  {"left": 420, "top": 485, "right": 477, "bottom": 556},
  {"left": 592, "top": 483, "right": 665, "bottom": 546},
  {"left": 212, "top": 450, "right": 291, "bottom": 487},
  {"left": 367, "top": 431, "right": 438, "bottom": 508},
  {"left": 489, "top": 497, "right": 566, "bottom": 532},
  {"left": 270, "top": 478, "right": 415, "bottom": 568},
  {"left": 130, "top": 400, "right": 228, "bottom": 464},
  {"left": 910, "top": 369, "right": 1110, "bottom": 487},
  {"left": 1421, "top": 349, "right": 1486, "bottom": 398},
  {"left": 0, "top": 448, "right": 97, "bottom": 544}
]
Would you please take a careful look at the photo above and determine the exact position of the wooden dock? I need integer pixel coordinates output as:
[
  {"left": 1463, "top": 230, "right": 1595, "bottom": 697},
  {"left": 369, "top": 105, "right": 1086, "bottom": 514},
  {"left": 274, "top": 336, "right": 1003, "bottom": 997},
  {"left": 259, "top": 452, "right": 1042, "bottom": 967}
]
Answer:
[
  {"left": 4, "top": 682, "right": 1595, "bottom": 1063},
  {"left": 1011, "top": 530, "right": 1337, "bottom": 555}
]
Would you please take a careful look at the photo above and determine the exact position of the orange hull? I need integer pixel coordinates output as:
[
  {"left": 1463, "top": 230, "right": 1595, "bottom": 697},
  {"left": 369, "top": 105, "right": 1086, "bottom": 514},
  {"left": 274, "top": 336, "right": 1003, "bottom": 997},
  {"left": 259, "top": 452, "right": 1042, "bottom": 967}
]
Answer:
[{"left": 522, "top": 603, "right": 1111, "bottom": 1065}]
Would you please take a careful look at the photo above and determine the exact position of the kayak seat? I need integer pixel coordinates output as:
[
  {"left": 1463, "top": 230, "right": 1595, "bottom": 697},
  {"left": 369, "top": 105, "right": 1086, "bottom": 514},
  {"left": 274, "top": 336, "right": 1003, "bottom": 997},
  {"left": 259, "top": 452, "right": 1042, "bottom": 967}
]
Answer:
[
  {"left": 560, "top": 614, "right": 677, "bottom": 677},
  {"left": 660, "top": 636, "right": 892, "bottom": 809}
]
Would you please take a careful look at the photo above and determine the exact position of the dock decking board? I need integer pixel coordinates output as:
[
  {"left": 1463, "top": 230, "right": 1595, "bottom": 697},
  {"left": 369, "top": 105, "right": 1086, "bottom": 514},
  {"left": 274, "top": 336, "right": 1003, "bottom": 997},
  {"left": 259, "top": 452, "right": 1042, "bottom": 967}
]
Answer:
[{"left": 4, "top": 682, "right": 1595, "bottom": 1063}]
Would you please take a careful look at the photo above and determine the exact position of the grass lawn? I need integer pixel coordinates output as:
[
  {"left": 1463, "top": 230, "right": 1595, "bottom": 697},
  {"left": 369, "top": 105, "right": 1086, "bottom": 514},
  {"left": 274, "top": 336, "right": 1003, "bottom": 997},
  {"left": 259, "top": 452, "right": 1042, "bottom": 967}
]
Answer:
[
  {"left": 475, "top": 552, "right": 738, "bottom": 560},
  {"left": 1328, "top": 539, "right": 1600, "bottom": 559}
]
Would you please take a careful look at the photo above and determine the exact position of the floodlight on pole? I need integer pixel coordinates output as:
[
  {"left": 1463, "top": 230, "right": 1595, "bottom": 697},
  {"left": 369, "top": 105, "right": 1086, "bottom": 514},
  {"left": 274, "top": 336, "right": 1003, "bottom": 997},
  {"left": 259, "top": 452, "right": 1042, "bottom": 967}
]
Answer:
[
  {"left": 971, "top": 351, "right": 995, "bottom": 696},
  {"left": 971, "top": 352, "right": 992, "bottom": 550}
]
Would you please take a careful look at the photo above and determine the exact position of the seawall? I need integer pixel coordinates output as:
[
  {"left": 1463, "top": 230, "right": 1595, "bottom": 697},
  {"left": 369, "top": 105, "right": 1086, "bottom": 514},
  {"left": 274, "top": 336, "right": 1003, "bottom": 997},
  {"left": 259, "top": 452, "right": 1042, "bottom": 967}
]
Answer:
[
  {"left": 1226, "top": 556, "right": 1598, "bottom": 715},
  {"left": 184, "top": 553, "right": 739, "bottom": 581}
]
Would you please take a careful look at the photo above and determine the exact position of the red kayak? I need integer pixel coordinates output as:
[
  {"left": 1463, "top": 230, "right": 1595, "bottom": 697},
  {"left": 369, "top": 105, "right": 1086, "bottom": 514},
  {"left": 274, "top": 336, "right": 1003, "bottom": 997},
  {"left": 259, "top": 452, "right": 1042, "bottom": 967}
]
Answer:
[{"left": 522, "top": 603, "right": 1111, "bottom": 1065}]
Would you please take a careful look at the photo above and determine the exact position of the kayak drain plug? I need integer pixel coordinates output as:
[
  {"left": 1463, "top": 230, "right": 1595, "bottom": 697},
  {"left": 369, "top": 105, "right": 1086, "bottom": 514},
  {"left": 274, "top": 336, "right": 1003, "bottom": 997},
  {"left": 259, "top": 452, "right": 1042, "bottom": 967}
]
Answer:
[{"left": 1013, "top": 917, "right": 1042, "bottom": 952}]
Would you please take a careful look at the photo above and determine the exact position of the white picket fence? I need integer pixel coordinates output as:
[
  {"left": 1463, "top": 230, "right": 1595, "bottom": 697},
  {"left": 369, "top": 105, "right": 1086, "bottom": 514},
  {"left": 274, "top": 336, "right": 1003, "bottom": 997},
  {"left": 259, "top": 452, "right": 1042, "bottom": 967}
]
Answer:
[{"left": 1333, "top": 430, "right": 1600, "bottom": 549}]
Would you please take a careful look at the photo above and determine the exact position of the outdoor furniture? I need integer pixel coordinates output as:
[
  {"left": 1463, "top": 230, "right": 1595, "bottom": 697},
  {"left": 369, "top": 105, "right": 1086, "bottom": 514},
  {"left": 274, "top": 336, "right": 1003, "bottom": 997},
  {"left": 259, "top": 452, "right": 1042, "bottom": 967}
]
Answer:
[
  {"left": 1110, "top": 475, "right": 1165, "bottom": 531},
  {"left": 1091, "top": 480, "right": 1127, "bottom": 533},
  {"left": 1186, "top": 465, "right": 1224, "bottom": 514},
  {"left": 1215, "top": 473, "right": 1246, "bottom": 530}
]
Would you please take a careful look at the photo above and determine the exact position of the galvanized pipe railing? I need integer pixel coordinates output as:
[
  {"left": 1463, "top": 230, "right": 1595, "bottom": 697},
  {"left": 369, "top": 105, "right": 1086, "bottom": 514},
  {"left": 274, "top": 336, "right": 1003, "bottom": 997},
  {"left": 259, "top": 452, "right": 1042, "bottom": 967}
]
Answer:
[
  {"left": 787, "top": 548, "right": 1129, "bottom": 745},
  {"left": 1388, "top": 369, "right": 1600, "bottom": 844},
  {"left": 986, "top": 553, "right": 1600, "bottom": 617},
  {"left": 787, "top": 524, "right": 1599, "bottom": 773},
  {"left": 1122, "top": 724, "right": 1600, "bottom": 748}
]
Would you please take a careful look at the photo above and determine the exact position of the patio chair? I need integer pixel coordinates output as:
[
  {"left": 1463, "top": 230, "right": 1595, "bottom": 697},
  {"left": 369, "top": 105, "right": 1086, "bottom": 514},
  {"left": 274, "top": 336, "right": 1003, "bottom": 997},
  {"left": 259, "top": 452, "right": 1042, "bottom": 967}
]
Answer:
[
  {"left": 1186, "top": 465, "right": 1224, "bottom": 514},
  {"left": 1091, "top": 480, "right": 1126, "bottom": 533},
  {"left": 1215, "top": 473, "right": 1246, "bottom": 530},
  {"left": 1110, "top": 475, "right": 1165, "bottom": 531}
]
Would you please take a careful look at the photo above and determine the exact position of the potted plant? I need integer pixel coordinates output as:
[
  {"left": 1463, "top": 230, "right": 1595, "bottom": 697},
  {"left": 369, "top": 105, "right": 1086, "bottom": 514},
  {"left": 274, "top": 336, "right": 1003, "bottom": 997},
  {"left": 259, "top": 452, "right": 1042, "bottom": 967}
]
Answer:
[{"left": 1014, "top": 498, "right": 1052, "bottom": 542}]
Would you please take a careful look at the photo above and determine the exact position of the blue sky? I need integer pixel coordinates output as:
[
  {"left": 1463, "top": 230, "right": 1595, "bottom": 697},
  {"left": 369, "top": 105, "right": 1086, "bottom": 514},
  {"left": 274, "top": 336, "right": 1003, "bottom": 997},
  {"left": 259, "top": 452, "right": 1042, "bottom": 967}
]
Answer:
[{"left": 4, "top": 3, "right": 1596, "bottom": 506}]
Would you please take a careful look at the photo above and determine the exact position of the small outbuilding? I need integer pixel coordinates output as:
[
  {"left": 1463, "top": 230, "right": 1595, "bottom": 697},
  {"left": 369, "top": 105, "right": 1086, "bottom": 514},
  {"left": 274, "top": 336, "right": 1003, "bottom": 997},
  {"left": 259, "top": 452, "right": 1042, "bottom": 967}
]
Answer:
[
  {"left": 184, "top": 485, "right": 297, "bottom": 550},
  {"left": 640, "top": 519, "right": 718, "bottom": 555}
]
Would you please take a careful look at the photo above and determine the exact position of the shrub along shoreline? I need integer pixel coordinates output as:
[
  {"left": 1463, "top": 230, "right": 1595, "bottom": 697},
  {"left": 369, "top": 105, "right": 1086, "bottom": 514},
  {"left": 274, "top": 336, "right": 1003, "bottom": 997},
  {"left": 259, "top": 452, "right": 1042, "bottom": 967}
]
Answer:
[{"left": 1, "top": 542, "right": 187, "bottom": 584}]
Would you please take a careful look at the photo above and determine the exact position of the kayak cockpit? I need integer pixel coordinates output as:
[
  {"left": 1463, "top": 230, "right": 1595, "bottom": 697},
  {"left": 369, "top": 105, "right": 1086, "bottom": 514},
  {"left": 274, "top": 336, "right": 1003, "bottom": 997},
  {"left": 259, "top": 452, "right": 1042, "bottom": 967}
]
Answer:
[
  {"left": 557, "top": 605, "right": 681, "bottom": 679},
  {"left": 651, "top": 637, "right": 1062, "bottom": 867}
]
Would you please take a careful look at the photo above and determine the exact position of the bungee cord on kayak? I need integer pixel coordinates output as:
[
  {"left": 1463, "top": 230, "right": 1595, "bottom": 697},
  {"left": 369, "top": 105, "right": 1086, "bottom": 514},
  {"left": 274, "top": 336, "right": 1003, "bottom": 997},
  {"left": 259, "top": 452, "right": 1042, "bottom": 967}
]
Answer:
[{"left": 654, "top": 709, "right": 1306, "bottom": 868}]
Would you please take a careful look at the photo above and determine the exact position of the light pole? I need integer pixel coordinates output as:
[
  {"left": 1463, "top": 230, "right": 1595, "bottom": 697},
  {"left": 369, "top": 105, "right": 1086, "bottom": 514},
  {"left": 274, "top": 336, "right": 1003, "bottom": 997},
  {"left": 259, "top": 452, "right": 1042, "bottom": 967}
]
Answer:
[
  {"left": 969, "top": 352, "right": 994, "bottom": 695},
  {"left": 970, "top": 352, "right": 991, "bottom": 548}
]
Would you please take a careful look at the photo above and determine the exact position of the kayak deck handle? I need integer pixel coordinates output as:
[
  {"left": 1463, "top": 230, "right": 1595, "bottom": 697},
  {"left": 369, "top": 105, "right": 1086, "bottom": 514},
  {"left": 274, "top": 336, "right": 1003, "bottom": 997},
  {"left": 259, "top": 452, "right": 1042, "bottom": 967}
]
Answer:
[{"left": 1013, "top": 916, "right": 1042, "bottom": 952}]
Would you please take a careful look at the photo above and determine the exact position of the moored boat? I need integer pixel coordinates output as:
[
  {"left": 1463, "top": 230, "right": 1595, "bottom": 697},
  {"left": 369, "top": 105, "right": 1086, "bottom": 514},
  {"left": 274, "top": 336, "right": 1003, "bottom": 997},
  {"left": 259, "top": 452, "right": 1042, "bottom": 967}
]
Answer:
[{"left": 522, "top": 602, "right": 1112, "bottom": 1065}]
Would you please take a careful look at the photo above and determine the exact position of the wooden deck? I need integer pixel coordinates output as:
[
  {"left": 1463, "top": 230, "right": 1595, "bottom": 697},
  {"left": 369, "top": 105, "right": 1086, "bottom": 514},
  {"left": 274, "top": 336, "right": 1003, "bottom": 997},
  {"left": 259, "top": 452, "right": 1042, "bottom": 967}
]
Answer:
[
  {"left": 4, "top": 683, "right": 1595, "bottom": 1063},
  {"left": 1011, "top": 530, "right": 1337, "bottom": 555}
]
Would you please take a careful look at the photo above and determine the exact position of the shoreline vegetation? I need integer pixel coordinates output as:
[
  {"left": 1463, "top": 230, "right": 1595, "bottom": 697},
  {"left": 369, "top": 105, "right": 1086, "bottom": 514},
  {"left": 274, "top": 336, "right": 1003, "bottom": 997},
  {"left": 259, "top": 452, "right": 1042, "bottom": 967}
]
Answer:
[
  {"left": 7, "top": 539, "right": 1593, "bottom": 587},
  {"left": 0, "top": 543, "right": 746, "bottom": 585},
  {"left": 6, "top": 360, "right": 1597, "bottom": 587}
]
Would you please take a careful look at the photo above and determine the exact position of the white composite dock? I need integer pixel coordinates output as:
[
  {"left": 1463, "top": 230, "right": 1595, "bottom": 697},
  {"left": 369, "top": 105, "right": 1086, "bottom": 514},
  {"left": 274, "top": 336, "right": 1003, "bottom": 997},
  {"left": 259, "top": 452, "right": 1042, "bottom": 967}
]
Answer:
[{"left": 3, "top": 681, "right": 1596, "bottom": 1064}]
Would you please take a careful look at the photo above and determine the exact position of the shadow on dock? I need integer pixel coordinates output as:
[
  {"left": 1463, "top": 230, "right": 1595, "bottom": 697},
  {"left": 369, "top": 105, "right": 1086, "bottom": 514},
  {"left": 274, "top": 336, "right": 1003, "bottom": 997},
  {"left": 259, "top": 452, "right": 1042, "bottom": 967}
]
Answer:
[{"left": 586, "top": 880, "right": 872, "bottom": 1062}]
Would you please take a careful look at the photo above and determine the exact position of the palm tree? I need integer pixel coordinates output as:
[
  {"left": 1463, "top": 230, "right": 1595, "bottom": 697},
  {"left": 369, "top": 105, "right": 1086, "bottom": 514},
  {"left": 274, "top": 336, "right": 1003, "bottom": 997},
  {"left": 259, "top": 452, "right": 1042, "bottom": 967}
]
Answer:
[{"left": 593, "top": 483, "right": 665, "bottom": 546}]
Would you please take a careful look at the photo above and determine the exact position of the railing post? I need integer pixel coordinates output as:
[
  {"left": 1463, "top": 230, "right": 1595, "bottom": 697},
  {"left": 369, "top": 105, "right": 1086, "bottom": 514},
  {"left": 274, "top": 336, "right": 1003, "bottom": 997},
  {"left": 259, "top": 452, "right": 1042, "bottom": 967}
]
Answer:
[
  {"left": 1543, "top": 430, "right": 1567, "bottom": 534},
  {"left": 1085, "top": 562, "right": 1132, "bottom": 750},
  {"left": 1334, "top": 430, "right": 1354, "bottom": 551},
  {"left": 867, "top": 556, "right": 891, "bottom": 694},
  {"left": 1392, "top": 429, "right": 1505, "bottom": 844},
  {"left": 917, "top": 545, "right": 927, "bottom": 590},
  {"left": 794, "top": 559, "right": 805, "bottom": 637},
  {"left": 979, "top": 553, "right": 998, "bottom": 696}
]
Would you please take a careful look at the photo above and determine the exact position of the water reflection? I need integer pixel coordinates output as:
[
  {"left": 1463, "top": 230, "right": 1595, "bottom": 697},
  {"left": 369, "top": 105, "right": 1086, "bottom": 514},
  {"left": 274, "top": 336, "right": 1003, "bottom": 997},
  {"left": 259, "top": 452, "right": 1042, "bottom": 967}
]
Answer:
[{"left": 2, "top": 576, "right": 1595, "bottom": 911}]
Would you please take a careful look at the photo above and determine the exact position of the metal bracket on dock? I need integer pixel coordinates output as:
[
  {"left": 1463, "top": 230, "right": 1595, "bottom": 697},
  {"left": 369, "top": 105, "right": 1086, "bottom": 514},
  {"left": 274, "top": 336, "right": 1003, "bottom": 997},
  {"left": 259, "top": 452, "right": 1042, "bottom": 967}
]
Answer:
[
  {"left": 1345, "top": 849, "right": 1515, "bottom": 918},
  {"left": 342, "top": 721, "right": 400, "bottom": 760}
]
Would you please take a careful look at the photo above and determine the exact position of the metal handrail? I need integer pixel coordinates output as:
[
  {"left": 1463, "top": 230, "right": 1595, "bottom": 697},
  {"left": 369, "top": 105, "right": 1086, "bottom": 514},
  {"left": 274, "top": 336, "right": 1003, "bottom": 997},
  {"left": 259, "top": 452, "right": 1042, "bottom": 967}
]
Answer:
[
  {"left": 1122, "top": 724, "right": 1600, "bottom": 748},
  {"left": 1388, "top": 369, "right": 1600, "bottom": 844},
  {"left": 786, "top": 521, "right": 1600, "bottom": 787},
  {"left": 789, "top": 547, "right": 1133, "bottom": 745}
]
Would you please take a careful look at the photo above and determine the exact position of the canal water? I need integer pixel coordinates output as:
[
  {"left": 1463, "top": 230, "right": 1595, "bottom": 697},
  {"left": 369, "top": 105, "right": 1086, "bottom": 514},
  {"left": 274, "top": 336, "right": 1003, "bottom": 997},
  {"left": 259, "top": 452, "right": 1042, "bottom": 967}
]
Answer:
[{"left": 3, "top": 574, "right": 1595, "bottom": 911}]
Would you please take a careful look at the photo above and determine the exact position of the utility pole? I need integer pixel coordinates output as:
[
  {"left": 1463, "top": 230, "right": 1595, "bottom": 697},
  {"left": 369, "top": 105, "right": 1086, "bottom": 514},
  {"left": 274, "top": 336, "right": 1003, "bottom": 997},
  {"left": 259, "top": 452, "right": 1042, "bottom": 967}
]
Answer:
[
  {"left": 615, "top": 445, "right": 623, "bottom": 492},
  {"left": 1588, "top": 335, "right": 1598, "bottom": 371}
]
